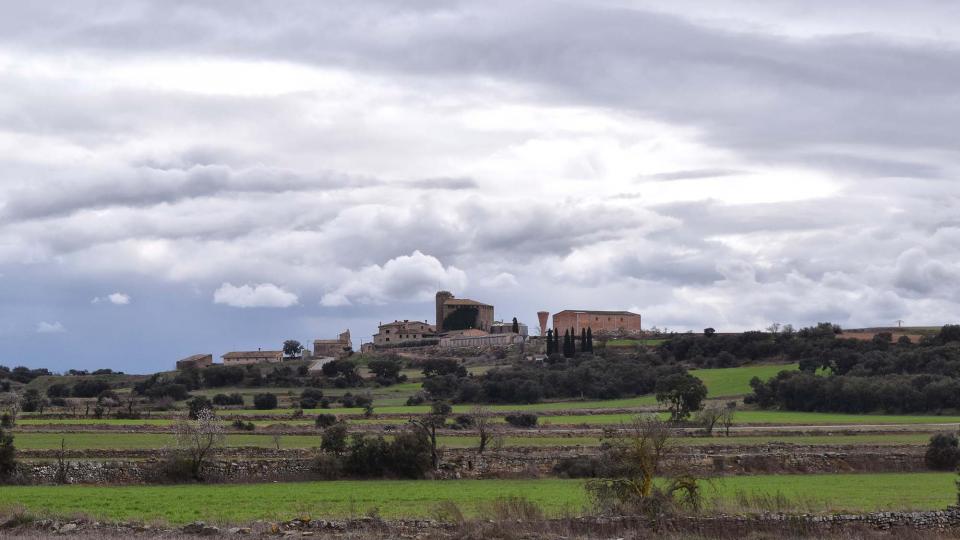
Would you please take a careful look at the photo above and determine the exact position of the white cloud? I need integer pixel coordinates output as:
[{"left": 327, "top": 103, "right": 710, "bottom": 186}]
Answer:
[
  {"left": 92, "top": 292, "right": 131, "bottom": 305},
  {"left": 320, "top": 251, "right": 468, "bottom": 306},
  {"left": 36, "top": 321, "right": 65, "bottom": 333},
  {"left": 213, "top": 282, "right": 299, "bottom": 308}
]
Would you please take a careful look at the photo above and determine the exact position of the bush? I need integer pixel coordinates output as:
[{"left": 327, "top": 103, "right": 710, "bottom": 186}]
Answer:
[
  {"left": 145, "top": 383, "right": 190, "bottom": 401},
  {"left": 300, "top": 388, "right": 324, "bottom": 409},
  {"left": 46, "top": 383, "right": 70, "bottom": 398},
  {"left": 321, "top": 423, "right": 349, "bottom": 454},
  {"left": 0, "top": 427, "right": 15, "bottom": 478},
  {"left": 20, "top": 389, "right": 46, "bottom": 412},
  {"left": 71, "top": 379, "right": 111, "bottom": 398},
  {"left": 312, "top": 453, "right": 344, "bottom": 480},
  {"left": 253, "top": 393, "right": 278, "bottom": 410},
  {"left": 187, "top": 396, "right": 214, "bottom": 420},
  {"left": 231, "top": 419, "right": 255, "bottom": 431},
  {"left": 315, "top": 414, "right": 338, "bottom": 429},
  {"left": 212, "top": 393, "right": 244, "bottom": 406},
  {"left": 344, "top": 431, "right": 432, "bottom": 479},
  {"left": 505, "top": 413, "right": 538, "bottom": 428},
  {"left": 925, "top": 433, "right": 960, "bottom": 470}
]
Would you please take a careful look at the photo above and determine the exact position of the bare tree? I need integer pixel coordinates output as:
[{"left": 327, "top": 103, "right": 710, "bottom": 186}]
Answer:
[
  {"left": 472, "top": 406, "right": 492, "bottom": 454},
  {"left": 695, "top": 405, "right": 723, "bottom": 435},
  {"left": 174, "top": 408, "right": 225, "bottom": 481},
  {"left": 720, "top": 402, "right": 736, "bottom": 437}
]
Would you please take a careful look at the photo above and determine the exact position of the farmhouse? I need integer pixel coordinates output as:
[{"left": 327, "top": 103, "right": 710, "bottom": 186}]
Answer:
[
  {"left": 221, "top": 349, "right": 283, "bottom": 366},
  {"left": 373, "top": 320, "right": 436, "bottom": 346},
  {"left": 175, "top": 353, "right": 212, "bottom": 370},
  {"left": 553, "top": 309, "right": 641, "bottom": 336},
  {"left": 313, "top": 330, "right": 353, "bottom": 358}
]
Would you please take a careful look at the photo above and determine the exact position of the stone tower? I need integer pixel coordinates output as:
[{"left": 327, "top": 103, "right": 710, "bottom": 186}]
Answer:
[
  {"left": 436, "top": 290, "right": 454, "bottom": 329},
  {"left": 537, "top": 311, "right": 549, "bottom": 336}
]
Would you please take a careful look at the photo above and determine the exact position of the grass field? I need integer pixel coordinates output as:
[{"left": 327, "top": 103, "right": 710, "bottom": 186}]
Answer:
[
  {"left": 691, "top": 363, "right": 798, "bottom": 397},
  {"left": 1, "top": 473, "right": 953, "bottom": 524},
  {"left": 17, "top": 409, "right": 960, "bottom": 429},
  {"left": 9, "top": 432, "right": 938, "bottom": 451}
]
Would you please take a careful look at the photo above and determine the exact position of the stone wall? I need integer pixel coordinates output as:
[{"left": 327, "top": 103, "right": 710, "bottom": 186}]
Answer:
[{"left": 15, "top": 444, "right": 927, "bottom": 485}]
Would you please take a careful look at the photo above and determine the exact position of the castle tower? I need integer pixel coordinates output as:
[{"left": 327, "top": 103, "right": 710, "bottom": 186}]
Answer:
[
  {"left": 537, "top": 311, "right": 549, "bottom": 336},
  {"left": 436, "top": 290, "right": 454, "bottom": 330}
]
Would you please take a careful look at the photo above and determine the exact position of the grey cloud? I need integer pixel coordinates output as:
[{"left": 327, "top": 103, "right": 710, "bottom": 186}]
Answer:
[
  {"left": 405, "top": 177, "right": 478, "bottom": 190},
  {"left": 0, "top": 164, "right": 364, "bottom": 223},
  {"left": 638, "top": 168, "right": 746, "bottom": 181}
]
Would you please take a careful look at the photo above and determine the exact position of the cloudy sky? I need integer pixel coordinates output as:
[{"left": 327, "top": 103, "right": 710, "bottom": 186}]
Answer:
[{"left": 2, "top": 1, "right": 959, "bottom": 373}]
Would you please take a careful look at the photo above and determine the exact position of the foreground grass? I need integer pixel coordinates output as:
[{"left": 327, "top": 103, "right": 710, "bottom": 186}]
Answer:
[
  {"left": 0, "top": 473, "right": 953, "bottom": 525},
  {"left": 10, "top": 431, "right": 937, "bottom": 451}
]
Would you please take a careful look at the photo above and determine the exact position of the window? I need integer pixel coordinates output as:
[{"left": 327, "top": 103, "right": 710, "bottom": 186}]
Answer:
[
  {"left": 386, "top": 329, "right": 391, "bottom": 334},
  {"left": 386, "top": 338, "right": 390, "bottom": 342}
]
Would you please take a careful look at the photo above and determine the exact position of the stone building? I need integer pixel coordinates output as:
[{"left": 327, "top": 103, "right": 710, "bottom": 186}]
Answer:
[
  {"left": 435, "top": 291, "right": 494, "bottom": 332},
  {"left": 176, "top": 353, "right": 213, "bottom": 370},
  {"left": 440, "top": 332, "right": 524, "bottom": 348},
  {"left": 221, "top": 349, "right": 283, "bottom": 366},
  {"left": 552, "top": 310, "right": 641, "bottom": 336},
  {"left": 490, "top": 320, "right": 529, "bottom": 337},
  {"left": 313, "top": 330, "right": 352, "bottom": 358},
  {"left": 373, "top": 320, "right": 436, "bottom": 346}
]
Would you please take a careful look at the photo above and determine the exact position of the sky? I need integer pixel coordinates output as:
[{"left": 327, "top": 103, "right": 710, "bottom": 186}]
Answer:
[{"left": 1, "top": 1, "right": 960, "bottom": 373}]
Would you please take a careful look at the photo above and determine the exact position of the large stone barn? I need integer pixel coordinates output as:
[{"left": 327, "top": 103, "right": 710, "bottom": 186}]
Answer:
[
  {"left": 435, "top": 291, "right": 494, "bottom": 332},
  {"left": 552, "top": 309, "right": 641, "bottom": 336}
]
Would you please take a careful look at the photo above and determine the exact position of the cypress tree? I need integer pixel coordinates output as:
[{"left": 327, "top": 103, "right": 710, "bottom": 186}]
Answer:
[
  {"left": 580, "top": 328, "right": 587, "bottom": 352},
  {"left": 563, "top": 329, "right": 572, "bottom": 358},
  {"left": 546, "top": 329, "right": 554, "bottom": 355},
  {"left": 586, "top": 327, "right": 594, "bottom": 353},
  {"left": 512, "top": 317, "right": 520, "bottom": 334}
]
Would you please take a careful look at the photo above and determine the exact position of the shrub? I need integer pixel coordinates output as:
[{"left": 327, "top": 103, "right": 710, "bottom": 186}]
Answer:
[
  {"left": 253, "top": 393, "right": 278, "bottom": 410},
  {"left": 505, "top": 413, "right": 538, "bottom": 428},
  {"left": 71, "top": 379, "right": 112, "bottom": 398},
  {"left": 231, "top": 419, "right": 255, "bottom": 431},
  {"left": 20, "top": 389, "right": 46, "bottom": 413},
  {"left": 925, "top": 433, "right": 960, "bottom": 470},
  {"left": 212, "top": 393, "right": 244, "bottom": 406},
  {"left": 0, "top": 427, "right": 15, "bottom": 478},
  {"left": 312, "top": 453, "right": 344, "bottom": 480},
  {"left": 321, "top": 423, "right": 349, "bottom": 454},
  {"left": 187, "top": 396, "right": 214, "bottom": 420},
  {"left": 46, "top": 383, "right": 70, "bottom": 398},
  {"left": 453, "top": 415, "right": 474, "bottom": 429},
  {"left": 344, "top": 431, "right": 432, "bottom": 479},
  {"left": 144, "top": 383, "right": 189, "bottom": 401},
  {"left": 315, "top": 414, "right": 338, "bottom": 429},
  {"left": 300, "top": 388, "right": 324, "bottom": 409}
]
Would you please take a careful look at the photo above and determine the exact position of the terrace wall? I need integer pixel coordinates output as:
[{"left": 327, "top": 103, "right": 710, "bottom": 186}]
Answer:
[{"left": 15, "top": 444, "right": 926, "bottom": 485}]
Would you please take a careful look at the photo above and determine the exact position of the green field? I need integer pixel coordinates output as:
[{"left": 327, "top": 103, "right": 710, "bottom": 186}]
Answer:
[
  {"left": 0, "top": 474, "right": 953, "bottom": 524},
  {"left": 8, "top": 432, "right": 937, "bottom": 451},
  {"left": 17, "top": 408, "right": 960, "bottom": 429},
  {"left": 691, "top": 363, "right": 798, "bottom": 398}
]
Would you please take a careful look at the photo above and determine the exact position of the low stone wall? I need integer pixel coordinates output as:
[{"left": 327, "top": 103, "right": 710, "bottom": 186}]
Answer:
[
  {"left": 16, "top": 444, "right": 927, "bottom": 485},
  {"left": 8, "top": 508, "right": 960, "bottom": 537}
]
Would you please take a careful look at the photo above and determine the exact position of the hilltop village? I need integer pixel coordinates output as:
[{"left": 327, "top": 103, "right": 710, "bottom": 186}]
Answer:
[{"left": 175, "top": 290, "right": 642, "bottom": 371}]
